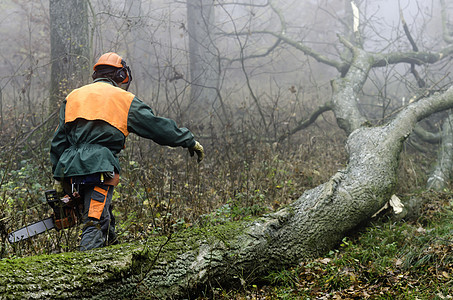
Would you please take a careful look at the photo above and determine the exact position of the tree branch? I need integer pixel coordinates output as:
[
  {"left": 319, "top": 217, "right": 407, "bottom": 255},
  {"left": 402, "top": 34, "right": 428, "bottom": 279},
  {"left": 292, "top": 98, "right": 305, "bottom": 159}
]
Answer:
[
  {"left": 269, "top": 32, "right": 345, "bottom": 72},
  {"left": 278, "top": 102, "right": 333, "bottom": 142},
  {"left": 226, "top": 36, "right": 282, "bottom": 64},
  {"left": 223, "top": 0, "right": 344, "bottom": 72},
  {"left": 413, "top": 124, "right": 442, "bottom": 144},
  {"left": 400, "top": 9, "right": 425, "bottom": 88},
  {"left": 373, "top": 45, "right": 453, "bottom": 68}
]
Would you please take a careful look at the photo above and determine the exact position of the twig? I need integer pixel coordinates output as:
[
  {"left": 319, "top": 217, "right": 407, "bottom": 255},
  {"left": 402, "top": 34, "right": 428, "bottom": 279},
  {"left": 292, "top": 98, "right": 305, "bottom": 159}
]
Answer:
[{"left": 11, "top": 110, "right": 58, "bottom": 149}]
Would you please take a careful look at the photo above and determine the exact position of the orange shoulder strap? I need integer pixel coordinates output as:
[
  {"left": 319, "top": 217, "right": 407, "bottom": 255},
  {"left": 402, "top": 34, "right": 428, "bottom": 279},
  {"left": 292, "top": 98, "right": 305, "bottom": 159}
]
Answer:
[{"left": 65, "top": 82, "right": 135, "bottom": 136}]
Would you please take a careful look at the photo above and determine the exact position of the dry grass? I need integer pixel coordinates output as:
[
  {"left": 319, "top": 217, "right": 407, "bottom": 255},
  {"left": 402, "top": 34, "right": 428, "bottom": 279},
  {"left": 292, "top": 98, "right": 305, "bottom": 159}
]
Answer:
[{"left": 0, "top": 106, "right": 436, "bottom": 258}]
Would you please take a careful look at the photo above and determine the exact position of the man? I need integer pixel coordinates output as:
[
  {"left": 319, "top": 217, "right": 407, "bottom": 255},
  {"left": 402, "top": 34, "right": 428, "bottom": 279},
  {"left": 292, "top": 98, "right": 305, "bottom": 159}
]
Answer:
[{"left": 50, "top": 52, "right": 204, "bottom": 251}]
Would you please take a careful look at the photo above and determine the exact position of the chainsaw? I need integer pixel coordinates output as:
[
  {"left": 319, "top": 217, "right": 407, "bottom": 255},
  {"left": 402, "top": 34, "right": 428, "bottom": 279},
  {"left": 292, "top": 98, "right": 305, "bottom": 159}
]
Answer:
[{"left": 7, "top": 189, "right": 82, "bottom": 243}]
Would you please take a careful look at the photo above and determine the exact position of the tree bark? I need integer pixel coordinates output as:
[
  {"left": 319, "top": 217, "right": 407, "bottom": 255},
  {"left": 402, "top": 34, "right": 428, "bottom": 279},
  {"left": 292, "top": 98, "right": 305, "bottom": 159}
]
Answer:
[
  {"left": 427, "top": 113, "right": 453, "bottom": 191},
  {"left": 186, "top": 0, "right": 220, "bottom": 118},
  {"left": 330, "top": 45, "right": 370, "bottom": 134},
  {"left": 49, "top": 0, "right": 90, "bottom": 111},
  {"left": 2, "top": 87, "right": 453, "bottom": 299}
]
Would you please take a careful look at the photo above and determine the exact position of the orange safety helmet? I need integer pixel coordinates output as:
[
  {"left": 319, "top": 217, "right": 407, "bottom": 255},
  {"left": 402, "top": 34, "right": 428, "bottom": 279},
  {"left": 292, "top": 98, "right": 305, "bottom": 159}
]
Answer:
[{"left": 92, "top": 52, "right": 132, "bottom": 89}]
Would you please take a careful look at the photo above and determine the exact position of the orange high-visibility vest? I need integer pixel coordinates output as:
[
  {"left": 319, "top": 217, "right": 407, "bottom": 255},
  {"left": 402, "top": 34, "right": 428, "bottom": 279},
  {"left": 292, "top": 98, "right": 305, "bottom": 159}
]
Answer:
[{"left": 65, "top": 82, "right": 135, "bottom": 136}]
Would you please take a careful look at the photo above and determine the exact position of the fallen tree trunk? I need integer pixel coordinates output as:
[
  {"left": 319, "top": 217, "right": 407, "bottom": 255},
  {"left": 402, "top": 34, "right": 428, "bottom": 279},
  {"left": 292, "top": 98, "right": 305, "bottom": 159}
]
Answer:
[{"left": 2, "top": 87, "right": 453, "bottom": 299}]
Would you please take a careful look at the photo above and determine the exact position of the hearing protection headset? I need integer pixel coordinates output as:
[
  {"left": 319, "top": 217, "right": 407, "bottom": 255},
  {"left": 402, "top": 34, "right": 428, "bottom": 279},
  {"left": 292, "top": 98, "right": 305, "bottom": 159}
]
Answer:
[{"left": 92, "top": 52, "right": 133, "bottom": 90}]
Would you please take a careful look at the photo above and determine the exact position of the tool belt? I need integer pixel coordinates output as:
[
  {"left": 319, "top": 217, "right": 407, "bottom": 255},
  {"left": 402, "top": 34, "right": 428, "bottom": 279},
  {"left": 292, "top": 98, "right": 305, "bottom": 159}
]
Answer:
[{"left": 70, "top": 172, "right": 120, "bottom": 186}]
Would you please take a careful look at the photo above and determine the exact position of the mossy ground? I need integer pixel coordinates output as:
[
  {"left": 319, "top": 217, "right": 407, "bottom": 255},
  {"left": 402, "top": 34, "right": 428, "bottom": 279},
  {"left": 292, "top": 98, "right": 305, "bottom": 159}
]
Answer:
[{"left": 206, "top": 191, "right": 453, "bottom": 299}]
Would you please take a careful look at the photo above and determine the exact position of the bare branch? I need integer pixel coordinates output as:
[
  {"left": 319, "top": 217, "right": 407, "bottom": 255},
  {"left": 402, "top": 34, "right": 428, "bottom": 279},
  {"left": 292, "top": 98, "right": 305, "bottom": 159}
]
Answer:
[
  {"left": 175, "top": 0, "right": 270, "bottom": 8},
  {"left": 225, "top": 0, "right": 282, "bottom": 64},
  {"left": 372, "top": 46, "right": 453, "bottom": 67},
  {"left": 230, "top": 38, "right": 281, "bottom": 63},
  {"left": 413, "top": 125, "right": 442, "bottom": 144},
  {"left": 400, "top": 11, "right": 418, "bottom": 52},
  {"left": 215, "top": 1, "right": 269, "bottom": 8},
  {"left": 268, "top": 32, "right": 345, "bottom": 72},
  {"left": 278, "top": 102, "right": 333, "bottom": 142},
  {"left": 400, "top": 9, "right": 425, "bottom": 88},
  {"left": 222, "top": 0, "right": 344, "bottom": 72},
  {"left": 219, "top": 3, "right": 268, "bottom": 129}
]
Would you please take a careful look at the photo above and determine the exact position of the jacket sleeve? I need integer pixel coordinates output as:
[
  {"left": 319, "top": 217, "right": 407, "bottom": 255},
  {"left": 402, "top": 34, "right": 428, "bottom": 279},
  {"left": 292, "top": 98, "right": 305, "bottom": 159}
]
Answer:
[
  {"left": 50, "top": 102, "right": 69, "bottom": 174},
  {"left": 127, "top": 97, "right": 196, "bottom": 148}
]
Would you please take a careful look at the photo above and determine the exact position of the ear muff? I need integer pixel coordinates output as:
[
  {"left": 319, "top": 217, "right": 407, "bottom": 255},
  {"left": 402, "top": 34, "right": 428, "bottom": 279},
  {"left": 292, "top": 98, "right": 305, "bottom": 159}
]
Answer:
[
  {"left": 113, "top": 60, "right": 132, "bottom": 87},
  {"left": 113, "top": 67, "right": 128, "bottom": 83}
]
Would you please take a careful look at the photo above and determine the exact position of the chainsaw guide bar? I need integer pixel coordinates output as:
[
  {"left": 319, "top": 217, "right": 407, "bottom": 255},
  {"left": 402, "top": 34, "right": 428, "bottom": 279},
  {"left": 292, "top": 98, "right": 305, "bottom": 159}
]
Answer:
[{"left": 7, "top": 217, "right": 55, "bottom": 243}]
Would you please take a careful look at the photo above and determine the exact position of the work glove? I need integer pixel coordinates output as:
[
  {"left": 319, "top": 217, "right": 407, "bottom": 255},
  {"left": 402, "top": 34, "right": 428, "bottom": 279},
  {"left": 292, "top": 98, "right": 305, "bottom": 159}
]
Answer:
[{"left": 188, "top": 141, "right": 204, "bottom": 163}]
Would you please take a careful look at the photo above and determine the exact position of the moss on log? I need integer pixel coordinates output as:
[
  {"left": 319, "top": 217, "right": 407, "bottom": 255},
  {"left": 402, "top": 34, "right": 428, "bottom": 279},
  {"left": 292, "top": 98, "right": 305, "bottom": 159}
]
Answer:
[{"left": 0, "top": 220, "right": 250, "bottom": 299}]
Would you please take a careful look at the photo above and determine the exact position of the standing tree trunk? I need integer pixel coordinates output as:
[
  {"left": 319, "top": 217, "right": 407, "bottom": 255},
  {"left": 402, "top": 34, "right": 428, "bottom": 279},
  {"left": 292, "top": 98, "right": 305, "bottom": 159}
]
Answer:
[
  {"left": 49, "top": 0, "right": 90, "bottom": 111},
  {"left": 186, "top": 0, "right": 220, "bottom": 119},
  {"left": 427, "top": 113, "right": 453, "bottom": 190}
]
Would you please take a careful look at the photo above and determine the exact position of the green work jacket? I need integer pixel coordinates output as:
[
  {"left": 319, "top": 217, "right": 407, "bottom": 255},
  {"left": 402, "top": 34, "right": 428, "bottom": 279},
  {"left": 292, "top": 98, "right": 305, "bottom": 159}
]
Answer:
[{"left": 50, "top": 79, "right": 195, "bottom": 180}]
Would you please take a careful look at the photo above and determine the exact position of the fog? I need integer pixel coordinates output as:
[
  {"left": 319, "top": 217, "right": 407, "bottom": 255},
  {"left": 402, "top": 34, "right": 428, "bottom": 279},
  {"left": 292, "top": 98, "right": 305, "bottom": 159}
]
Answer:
[
  {"left": 0, "top": 0, "right": 451, "bottom": 132},
  {"left": 2, "top": 1, "right": 453, "bottom": 290}
]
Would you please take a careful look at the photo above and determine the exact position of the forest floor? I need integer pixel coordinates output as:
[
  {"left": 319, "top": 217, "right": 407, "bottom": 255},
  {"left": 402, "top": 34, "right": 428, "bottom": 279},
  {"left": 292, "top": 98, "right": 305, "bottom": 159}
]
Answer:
[
  {"left": 2, "top": 120, "right": 451, "bottom": 299},
  {"left": 207, "top": 191, "right": 453, "bottom": 299}
]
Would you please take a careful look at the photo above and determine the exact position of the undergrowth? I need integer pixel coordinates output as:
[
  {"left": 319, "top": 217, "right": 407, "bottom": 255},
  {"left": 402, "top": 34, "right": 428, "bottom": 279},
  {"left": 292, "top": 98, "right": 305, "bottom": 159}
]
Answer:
[
  {"left": 0, "top": 114, "right": 348, "bottom": 258},
  {"left": 217, "top": 191, "right": 453, "bottom": 299},
  {"left": 0, "top": 106, "right": 446, "bottom": 299}
]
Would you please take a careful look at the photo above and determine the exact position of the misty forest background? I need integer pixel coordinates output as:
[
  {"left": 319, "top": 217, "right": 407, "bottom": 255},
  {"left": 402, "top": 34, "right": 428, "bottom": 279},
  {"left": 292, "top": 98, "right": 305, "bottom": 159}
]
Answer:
[{"left": 1, "top": 0, "right": 453, "bottom": 297}]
